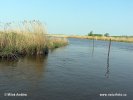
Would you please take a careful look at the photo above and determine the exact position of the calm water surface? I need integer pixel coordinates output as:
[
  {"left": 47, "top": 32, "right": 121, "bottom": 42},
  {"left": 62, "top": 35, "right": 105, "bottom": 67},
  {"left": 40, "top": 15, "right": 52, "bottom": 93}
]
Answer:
[{"left": 0, "top": 38, "right": 133, "bottom": 100}]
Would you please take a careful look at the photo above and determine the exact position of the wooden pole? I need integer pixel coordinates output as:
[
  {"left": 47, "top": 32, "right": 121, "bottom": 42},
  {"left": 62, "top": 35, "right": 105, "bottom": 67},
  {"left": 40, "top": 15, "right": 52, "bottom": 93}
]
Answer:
[
  {"left": 92, "top": 36, "right": 95, "bottom": 56},
  {"left": 105, "top": 38, "right": 111, "bottom": 78}
]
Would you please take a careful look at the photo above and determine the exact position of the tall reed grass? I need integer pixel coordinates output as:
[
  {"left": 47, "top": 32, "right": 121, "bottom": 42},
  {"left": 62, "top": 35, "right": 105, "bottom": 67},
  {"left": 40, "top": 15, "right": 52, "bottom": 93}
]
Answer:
[
  {"left": 0, "top": 20, "right": 68, "bottom": 60},
  {"left": 48, "top": 37, "right": 68, "bottom": 49}
]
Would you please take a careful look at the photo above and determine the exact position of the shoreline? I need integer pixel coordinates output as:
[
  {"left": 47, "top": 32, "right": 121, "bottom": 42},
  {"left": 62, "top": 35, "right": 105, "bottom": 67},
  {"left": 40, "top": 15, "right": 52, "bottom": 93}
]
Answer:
[{"left": 47, "top": 34, "right": 133, "bottom": 43}]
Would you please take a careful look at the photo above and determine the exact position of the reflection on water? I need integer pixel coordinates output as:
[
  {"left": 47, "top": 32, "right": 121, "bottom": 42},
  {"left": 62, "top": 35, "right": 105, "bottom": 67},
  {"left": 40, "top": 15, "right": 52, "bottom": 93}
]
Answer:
[
  {"left": 22, "top": 55, "right": 48, "bottom": 94},
  {"left": 0, "top": 55, "right": 48, "bottom": 75},
  {"left": 0, "top": 60, "right": 18, "bottom": 67},
  {"left": 105, "top": 39, "right": 111, "bottom": 78},
  {"left": 0, "top": 55, "right": 48, "bottom": 91},
  {"left": 105, "top": 54, "right": 110, "bottom": 78},
  {"left": 23, "top": 55, "right": 48, "bottom": 78}
]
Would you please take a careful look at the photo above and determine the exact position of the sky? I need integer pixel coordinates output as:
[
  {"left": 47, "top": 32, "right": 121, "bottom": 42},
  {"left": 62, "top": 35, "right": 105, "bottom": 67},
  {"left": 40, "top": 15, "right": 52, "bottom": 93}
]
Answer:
[{"left": 0, "top": 0, "right": 133, "bottom": 36}]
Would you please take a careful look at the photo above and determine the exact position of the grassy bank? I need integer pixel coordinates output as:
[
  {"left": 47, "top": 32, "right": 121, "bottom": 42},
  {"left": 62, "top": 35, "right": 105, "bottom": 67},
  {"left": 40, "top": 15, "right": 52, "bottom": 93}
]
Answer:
[
  {"left": 0, "top": 20, "right": 68, "bottom": 60},
  {"left": 68, "top": 36, "right": 133, "bottom": 42},
  {"left": 47, "top": 34, "right": 133, "bottom": 43},
  {"left": 67, "top": 35, "right": 133, "bottom": 43}
]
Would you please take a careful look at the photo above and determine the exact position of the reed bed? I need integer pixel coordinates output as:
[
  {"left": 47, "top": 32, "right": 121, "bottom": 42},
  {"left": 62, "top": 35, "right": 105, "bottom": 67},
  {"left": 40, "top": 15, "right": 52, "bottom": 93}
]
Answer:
[
  {"left": 48, "top": 37, "right": 68, "bottom": 49},
  {"left": 0, "top": 20, "right": 68, "bottom": 60}
]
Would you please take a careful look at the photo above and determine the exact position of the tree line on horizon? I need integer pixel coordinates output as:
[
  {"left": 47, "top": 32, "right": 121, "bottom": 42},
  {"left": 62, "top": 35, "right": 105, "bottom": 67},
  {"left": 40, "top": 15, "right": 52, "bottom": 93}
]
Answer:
[
  {"left": 87, "top": 31, "right": 133, "bottom": 37},
  {"left": 88, "top": 31, "right": 109, "bottom": 37}
]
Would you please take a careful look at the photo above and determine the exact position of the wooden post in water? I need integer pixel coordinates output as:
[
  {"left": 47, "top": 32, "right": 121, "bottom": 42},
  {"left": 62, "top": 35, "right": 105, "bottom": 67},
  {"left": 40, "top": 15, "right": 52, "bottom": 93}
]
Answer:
[
  {"left": 105, "top": 38, "right": 111, "bottom": 78},
  {"left": 92, "top": 36, "right": 95, "bottom": 56},
  {"left": 108, "top": 39, "right": 111, "bottom": 58}
]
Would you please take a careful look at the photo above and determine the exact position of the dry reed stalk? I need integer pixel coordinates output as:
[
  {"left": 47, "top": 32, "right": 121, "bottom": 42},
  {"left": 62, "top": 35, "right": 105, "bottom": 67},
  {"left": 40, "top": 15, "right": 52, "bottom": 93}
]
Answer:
[{"left": 0, "top": 20, "right": 68, "bottom": 60}]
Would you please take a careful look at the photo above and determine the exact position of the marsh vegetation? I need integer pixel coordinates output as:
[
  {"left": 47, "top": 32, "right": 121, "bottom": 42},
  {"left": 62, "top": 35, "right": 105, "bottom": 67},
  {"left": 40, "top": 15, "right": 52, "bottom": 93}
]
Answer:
[{"left": 0, "top": 20, "right": 68, "bottom": 60}]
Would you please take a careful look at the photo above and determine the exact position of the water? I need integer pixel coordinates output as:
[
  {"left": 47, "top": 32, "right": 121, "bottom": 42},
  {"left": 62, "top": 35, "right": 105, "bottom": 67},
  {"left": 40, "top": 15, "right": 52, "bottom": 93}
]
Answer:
[{"left": 0, "top": 38, "right": 133, "bottom": 100}]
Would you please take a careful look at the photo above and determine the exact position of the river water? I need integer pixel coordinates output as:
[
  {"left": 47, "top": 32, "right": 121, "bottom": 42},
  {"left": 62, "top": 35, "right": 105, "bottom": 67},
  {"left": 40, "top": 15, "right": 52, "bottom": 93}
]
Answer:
[{"left": 0, "top": 38, "right": 133, "bottom": 100}]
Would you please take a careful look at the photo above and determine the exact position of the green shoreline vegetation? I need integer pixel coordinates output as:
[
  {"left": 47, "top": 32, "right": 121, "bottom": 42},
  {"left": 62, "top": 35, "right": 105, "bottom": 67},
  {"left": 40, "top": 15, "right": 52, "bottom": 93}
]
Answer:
[{"left": 0, "top": 20, "right": 68, "bottom": 60}]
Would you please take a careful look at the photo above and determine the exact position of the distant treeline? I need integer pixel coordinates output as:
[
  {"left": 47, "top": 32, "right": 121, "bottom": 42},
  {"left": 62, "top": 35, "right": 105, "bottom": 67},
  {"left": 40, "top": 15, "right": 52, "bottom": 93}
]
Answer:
[
  {"left": 88, "top": 31, "right": 109, "bottom": 37},
  {"left": 88, "top": 31, "right": 133, "bottom": 37}
]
